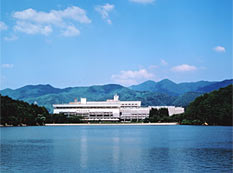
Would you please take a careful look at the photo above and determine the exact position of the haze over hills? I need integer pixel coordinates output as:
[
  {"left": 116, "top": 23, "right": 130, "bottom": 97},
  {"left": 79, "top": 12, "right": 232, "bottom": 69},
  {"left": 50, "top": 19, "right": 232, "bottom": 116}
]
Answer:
[{"left": 1, "top": 79, "right": 232, "bottom": 113}]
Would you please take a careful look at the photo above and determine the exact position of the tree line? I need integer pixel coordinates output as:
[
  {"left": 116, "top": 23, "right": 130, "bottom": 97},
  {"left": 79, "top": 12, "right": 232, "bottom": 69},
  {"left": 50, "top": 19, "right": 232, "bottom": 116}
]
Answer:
[
  {"left": 0, "top": 95, "right": 85, "bottom": 126},
  {"left": 180, "top": 84, "right": 232, "bottom": 126},
  {"left": 1, "top": 85, "right": 232, "bottom": 126},
  {"left": 1, "top": 95, "right": 49, "bottom": 126},
  {"left": 144, "top": 108, "right": 170, "bottom": 123},
  {"left": 146, "top": 85, "right": 232, "bottom": 126}
]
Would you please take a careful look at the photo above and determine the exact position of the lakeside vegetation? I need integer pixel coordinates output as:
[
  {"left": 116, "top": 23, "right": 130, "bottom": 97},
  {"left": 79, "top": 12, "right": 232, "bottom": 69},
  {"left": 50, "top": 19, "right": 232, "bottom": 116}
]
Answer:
[
  {"left": 0, "top": 95, "right": 85, "bottom": 126},
  {"left": 144, "top": 108, "right": 169, "bottom": 123},
  {"left": 45, "top": 114, "right": 84, "bottom": 124},
  {"left": 147, "top": 85, "right": 232, "bottom": 126},
  {"left": 1, "top": 85, "right": 232, "bottom": 126},
  {"left": 181, "top": 84, "right": 232, "bottom": 126},
  {"left": 1, "top": 95, "right": 49, "bottom": 126}
]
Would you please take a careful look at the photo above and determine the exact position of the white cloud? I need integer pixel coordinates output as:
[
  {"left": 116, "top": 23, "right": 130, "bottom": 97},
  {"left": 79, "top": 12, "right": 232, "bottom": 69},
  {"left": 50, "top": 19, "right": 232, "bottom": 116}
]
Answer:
[
  {"left": 13, "top": 7, "right": 91, "bottom": 24},
  {"left": 12, "top": 6, "right": 91, "bottom": 36},
  {"left": 14, "top": 21, "right": 52, "bottom": 35},
  {"left": 160, "top": 59, "right": 168, "bottom": 65},
  {"left": 129, "top": 0, "right": 155, "bottom": 4},
  {"left": 213, "top": 46, "right": 226, "bottom": 53},
  {"left": 112, "top": 69, "right": 154, "bottom": 86},
  {"left": 4, "top": 35, "right": 18, "bottom": 41},
  {"left": 0, "top": 21, "right": 8, "bottom": 31},
  {"left": 95, "top": 3, "right": 114, "bottom": 24},
  {"left": 2, "top": 64, "right": 14, "bottom": 68},
  {"left": 62, "top": 25, "right": 80, "bottom": 37},
  {"left": 171, "top": 64, "right": 197, "bottom": 72}
]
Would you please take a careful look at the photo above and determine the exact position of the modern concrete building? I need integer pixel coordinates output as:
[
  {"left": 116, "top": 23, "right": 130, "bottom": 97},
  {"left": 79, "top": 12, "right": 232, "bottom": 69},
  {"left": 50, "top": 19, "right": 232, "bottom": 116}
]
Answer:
[{"left": 53, "top": 94, "right": 184, "bottom": 121}]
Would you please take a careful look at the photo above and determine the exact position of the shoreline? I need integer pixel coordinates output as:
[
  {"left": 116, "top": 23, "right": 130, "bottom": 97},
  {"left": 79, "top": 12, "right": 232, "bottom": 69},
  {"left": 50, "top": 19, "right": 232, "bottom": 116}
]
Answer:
[
  {"left": 45, "top": 122, "right": 179, "bottom": 126},
  {"left": 0, "top": 122, "right": 180, "bottom": 127}
]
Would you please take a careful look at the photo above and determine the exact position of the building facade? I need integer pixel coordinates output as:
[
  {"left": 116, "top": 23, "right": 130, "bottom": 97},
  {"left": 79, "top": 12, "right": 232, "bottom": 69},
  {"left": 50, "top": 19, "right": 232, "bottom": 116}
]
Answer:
[{"left": 53, "top": 94, "right": 184, "bottom": 121}]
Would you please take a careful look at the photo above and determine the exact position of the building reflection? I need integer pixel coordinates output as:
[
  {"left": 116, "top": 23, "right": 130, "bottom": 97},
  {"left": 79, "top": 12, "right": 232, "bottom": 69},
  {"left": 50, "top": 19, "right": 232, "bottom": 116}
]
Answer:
[{"left": 80, "top": 130, "right": 88, "bottom": 169}]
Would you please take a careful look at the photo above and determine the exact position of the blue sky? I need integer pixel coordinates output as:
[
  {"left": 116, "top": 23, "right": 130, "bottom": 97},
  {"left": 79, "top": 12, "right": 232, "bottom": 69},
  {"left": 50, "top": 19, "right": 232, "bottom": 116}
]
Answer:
[{"left": 0, "top": 0, "right": 232, "bottom": 89}]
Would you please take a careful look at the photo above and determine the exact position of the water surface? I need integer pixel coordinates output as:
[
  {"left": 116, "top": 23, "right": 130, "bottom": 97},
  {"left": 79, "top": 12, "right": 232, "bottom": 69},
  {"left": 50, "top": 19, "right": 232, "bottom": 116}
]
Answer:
[{"left": 1, "top": 125, "right": 232, "bottom": 172}]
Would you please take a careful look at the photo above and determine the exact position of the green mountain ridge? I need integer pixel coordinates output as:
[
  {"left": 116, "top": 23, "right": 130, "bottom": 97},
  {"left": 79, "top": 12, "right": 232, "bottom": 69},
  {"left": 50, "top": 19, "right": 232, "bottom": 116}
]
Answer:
[
  {"left": 196, "top": 79, "right": 233, "bottom": 93},
  {"left": 1, "top": 79, "right": 232, "bottom": 113},
  {"left": 173, "top": 92, "right": 203, "bottom": 107},
  {"left": 130, "top": 79, "right": 232, "bottom": 95},
  {"left": 1, "top": 84, "right": 176, "bottom": 112}
]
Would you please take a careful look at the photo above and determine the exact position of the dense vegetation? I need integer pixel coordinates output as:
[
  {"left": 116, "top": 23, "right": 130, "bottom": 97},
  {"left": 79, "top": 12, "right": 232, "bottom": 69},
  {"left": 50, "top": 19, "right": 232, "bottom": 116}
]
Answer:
[
  {"left": 145, "top": 85, "right": 233, "bottom": 126},
  {"left": 0, "top": 95, "right": 86, "bottom": 126},
  {"left": 1, "top": 84, "right": 232, "bottom": 126},
  {"left": 166, "top": 85, "right": 233, "bottom": 126},
  {"left": 1, "top": 79, "right": 232, "bottom": 113},
  {"left": 1, "top": 95, "right": 49, "bottom": 126},
  {"left": 181, "top": 85, "right": 232, "bottom": 126},
  {"left": 144, "top": 108, "right": 170, "bottom": 123},
  {"left": 45, "top": 113, "right": 84, "bottom": 124}
]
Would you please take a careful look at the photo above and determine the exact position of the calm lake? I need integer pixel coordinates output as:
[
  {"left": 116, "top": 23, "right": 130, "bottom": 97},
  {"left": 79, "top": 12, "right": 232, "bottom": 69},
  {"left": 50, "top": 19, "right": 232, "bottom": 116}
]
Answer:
[{"left": 0, "top": 125, "right": 232, "bottom": 172}]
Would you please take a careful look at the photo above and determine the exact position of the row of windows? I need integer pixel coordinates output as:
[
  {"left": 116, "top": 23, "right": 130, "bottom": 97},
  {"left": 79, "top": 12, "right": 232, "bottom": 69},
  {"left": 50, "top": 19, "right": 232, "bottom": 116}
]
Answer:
[
  {"left": 122, "top": 114, "right": 148, "bottom": 116},
  {"left": 55, "top": 106, "right": 119, "bottom": 109},
  {"left": 63, "top": 112, "right": 147, "bottom": 117},
  {"left": 55, "top": 106, "right": 141, "bottom": 109},
  {"left": 121, "top": 104, "right": 138, "bottom": 106},
  {"left": 87, "top": 117, "right": 118, "bottom": 120},
  {"left": 90, "top": 114, "right": 113, "bottom": 117},
  {"left": 64, "top": 113, "right": 113, "bottom": 116},
  {"left": 121, "top": 106, "right": 139, "bottom": 108},
  {"left": 121, "top": 115, "right": 147, "bottom": 117}
]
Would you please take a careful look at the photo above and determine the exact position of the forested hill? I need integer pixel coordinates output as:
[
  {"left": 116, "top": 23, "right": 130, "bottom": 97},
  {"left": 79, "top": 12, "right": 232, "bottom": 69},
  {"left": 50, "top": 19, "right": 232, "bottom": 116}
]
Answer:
[
  {"left": 1, "top": 85, "right": 232, "bottom": 126},
  {"left": 0, "top": 84, "right": 177, "bottom": 112},
  {"left": 130, "top": 79, "right": 233, "bottom": 95},
  {"left": 146, "top": 85, "right": 233, "bottom": 126},
  {"left": 1, "top": 95, "right": 49, "bottom": 126},
  {"left": 1, "top": 79, "right": 232, "bottom": 113},
  {"left": 183, "top": 85, "right": 233, "bottom": 126}
]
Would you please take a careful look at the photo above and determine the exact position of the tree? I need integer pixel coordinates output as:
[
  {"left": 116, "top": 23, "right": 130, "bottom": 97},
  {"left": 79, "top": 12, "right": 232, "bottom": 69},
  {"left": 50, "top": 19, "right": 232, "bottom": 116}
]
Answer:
[
  {"left": 183, "top": 85, "right": 232, "bottom": 126},
  {"left": 149, "top": 108, "right": 169, "bottom": 122},
  {"left": 1, "top": 95, "right": 49, "bottom": 126}
]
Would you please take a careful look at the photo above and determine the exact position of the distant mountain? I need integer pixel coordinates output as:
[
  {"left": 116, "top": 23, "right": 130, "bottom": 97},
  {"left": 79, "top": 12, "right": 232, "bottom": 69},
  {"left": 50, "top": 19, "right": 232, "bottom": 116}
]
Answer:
[
  {"left": 173, "top": 92, "right": 203, "bottom": 107},
  {"left": 196, "top": 79, "right": 233, "bottom": 93},
  {"left": 1, "top": 79, "right": 231, "bottom": 113},
  {"left": 1, "top": 84, "right": 176, "bottom": 113},
  {"left": 130, "top": 79, "right": 183, "bottom": 96},
  {"left": 130, "top": 80, "right": 156, "bottom": 92},
  {"left": 129, "top": 79, "right": 231, "bottom": 96},
  {"left": 178, "top": 81, "right": 215, "bottom": 93},
  {"left": 1, "top": 84, "right": 62, "bottom": 100}
]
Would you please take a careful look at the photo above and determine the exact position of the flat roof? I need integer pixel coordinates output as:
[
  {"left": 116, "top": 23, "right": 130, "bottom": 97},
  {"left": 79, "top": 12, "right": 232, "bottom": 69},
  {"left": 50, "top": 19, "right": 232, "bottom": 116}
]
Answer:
[{"left": 54, "top": 100, "right": 141, "bottom": 107}]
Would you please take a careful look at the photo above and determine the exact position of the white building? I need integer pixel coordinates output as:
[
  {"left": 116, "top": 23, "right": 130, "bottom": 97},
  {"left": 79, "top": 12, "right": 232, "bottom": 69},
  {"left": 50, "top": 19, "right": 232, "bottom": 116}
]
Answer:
[{"left": 53, "top": 94, "right": 184, "bottom": 121}]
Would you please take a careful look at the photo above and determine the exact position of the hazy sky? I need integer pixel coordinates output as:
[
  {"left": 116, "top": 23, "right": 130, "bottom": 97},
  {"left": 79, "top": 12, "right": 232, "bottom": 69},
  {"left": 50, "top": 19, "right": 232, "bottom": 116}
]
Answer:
[{"left": 1, "top": 0, "right": 232, "bottom": 89}]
